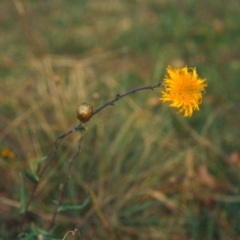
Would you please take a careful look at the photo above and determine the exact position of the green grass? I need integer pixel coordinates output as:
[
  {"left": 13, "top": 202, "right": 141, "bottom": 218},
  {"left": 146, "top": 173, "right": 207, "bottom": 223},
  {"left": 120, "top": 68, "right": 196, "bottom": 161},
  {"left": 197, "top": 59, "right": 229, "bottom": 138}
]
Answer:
[{"left": 1, "top": 0, "right": 240, "bottom": 239}]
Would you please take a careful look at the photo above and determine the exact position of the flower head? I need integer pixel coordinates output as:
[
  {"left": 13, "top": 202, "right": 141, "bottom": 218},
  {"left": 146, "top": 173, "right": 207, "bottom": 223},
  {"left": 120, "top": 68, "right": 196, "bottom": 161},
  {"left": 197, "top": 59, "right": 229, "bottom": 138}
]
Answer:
[
  {"left": 160, "top": 66, "right": 207, "bottom": 117},
  {"left": 76, "top": 102, "right": 93, "bottom": 123}
]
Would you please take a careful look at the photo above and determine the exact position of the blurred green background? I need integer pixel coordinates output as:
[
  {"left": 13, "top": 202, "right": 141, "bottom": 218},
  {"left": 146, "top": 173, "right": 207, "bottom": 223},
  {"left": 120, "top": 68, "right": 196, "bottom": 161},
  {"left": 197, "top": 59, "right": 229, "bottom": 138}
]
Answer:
[{"left": 1, "top": 0, "right": 240, "bottom": 239}]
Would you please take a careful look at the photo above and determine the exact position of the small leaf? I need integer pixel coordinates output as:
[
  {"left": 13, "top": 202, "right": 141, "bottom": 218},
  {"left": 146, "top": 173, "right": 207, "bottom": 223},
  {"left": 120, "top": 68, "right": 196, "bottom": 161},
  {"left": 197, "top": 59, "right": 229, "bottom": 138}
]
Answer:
[
  {"left": 58, "top": 196, "right": 90, "bottom": 212},
  {"left": 24, "top": 170, "right": 39, "bottom": 184},
  {"left": 19, "top": 172, "right": 26, "bottom": 214},
  {"left": 74, "top": 125, "right": 86, "bottom": 132},
  {"left": 36, "top": 156, "right": 47, "bottom": 174},
  {"left": 115, "top": 94, "right": 121, "bottom": 100}
]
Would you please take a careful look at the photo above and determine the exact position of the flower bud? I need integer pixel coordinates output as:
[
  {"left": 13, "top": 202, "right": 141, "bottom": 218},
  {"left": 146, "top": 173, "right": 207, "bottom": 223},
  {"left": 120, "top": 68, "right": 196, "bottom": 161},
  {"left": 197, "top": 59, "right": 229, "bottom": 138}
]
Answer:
[{"left": 76, "top": 102, "right": 93, "bottom": 123}]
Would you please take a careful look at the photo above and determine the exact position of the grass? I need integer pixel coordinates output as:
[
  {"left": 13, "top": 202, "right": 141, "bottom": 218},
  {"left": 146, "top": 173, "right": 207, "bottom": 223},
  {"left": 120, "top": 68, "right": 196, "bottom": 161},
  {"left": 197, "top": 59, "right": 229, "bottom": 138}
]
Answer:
[{"left": 1, "top": 0, "right": 240, "bottom": 239}]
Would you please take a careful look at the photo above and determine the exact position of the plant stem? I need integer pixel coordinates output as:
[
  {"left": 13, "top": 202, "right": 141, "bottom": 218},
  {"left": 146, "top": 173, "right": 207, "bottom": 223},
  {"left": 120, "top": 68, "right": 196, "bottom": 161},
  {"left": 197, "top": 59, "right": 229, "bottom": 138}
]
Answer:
[
  {"left": 92, "top": 82, "right": 163, "bottom": 116},
  {"left": 21, "top": 82, "right": 162, "bottom": 228},
  {"left": 48, "top": 142, "right": 82, "bottom": 231}
]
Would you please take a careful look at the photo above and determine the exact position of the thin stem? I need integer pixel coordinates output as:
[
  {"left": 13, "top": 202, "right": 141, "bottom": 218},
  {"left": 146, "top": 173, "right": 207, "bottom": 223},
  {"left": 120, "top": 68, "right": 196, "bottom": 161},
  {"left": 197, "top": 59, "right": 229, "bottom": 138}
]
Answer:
[
  {"left": 21, "top": 82, "right": 162, "bottom": 228},
  {"left": 21, "top": 128, "right": 75, "bottom": 228},
  {"left": 92, "top": 82, "right": 163, "bottom": 117},
  {"left": 48, "top": 142, "right": 82, "bottom": 231},
  {"left": 27, "top": 129, "right": 75, "bottom": 206}
]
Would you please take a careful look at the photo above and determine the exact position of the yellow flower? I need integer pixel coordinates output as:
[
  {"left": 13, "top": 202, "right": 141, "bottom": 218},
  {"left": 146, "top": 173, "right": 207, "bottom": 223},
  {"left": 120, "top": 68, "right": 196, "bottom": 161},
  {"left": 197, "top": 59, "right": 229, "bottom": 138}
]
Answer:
[
  {"left": 160, "top": 66, "right": 207, "bottom": 117},
  {"left": 1, "top": 148, "right": 15, "bottom": 159}
]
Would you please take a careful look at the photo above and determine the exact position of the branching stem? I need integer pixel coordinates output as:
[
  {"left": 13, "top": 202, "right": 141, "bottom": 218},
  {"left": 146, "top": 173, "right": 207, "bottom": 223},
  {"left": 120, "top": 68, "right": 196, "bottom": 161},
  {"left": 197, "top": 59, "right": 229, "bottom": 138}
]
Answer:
[{"left": 21, "top": 82, "right": 163, "bottom": 228}]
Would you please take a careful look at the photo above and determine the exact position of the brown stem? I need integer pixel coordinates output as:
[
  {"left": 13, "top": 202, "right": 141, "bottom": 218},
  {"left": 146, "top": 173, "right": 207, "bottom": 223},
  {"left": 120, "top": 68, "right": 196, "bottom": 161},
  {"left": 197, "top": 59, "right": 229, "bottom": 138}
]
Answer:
[
  {"left": 21, "top": 82, "right": 162, "bottom": 228},
  {"left": 92, "top": 82, "right": 163, "bottom": 117},
  {"left": 48, "top": 142, "right": 81, "bottom": 231},
  {"left": 21, "top": 128, "right": 75, "bottom": 228}
]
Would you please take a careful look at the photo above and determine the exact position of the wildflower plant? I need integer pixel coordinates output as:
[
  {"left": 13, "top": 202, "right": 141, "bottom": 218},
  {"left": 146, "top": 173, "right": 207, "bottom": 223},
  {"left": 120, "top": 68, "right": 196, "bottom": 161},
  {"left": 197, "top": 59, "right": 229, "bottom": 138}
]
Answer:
[{"left": 19, "top": 66, "right": 207, "bottom": 237}]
